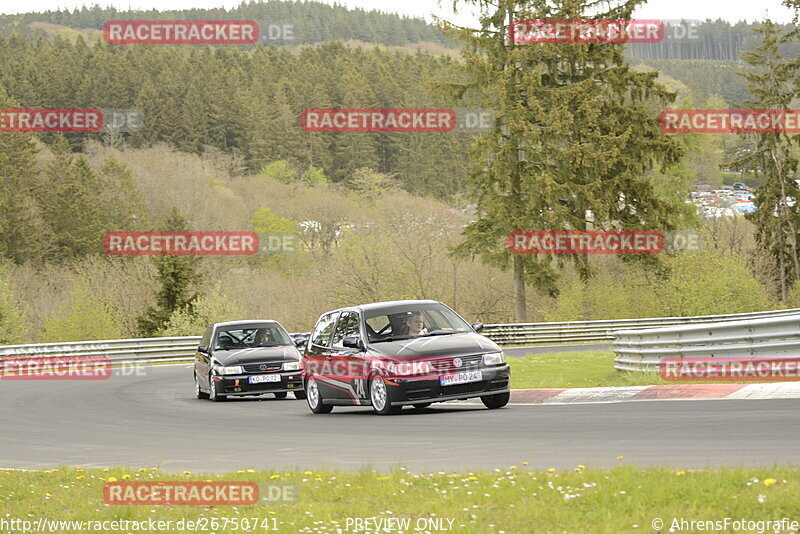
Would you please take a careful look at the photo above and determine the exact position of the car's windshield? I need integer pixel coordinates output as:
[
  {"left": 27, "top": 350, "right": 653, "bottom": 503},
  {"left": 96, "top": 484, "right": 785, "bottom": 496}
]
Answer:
[
  {"left": 364, "top": 303, "right": 472, "bottom": 343},
  {"left": 214, "top": 325, "right": 292, "bottom": 350}
]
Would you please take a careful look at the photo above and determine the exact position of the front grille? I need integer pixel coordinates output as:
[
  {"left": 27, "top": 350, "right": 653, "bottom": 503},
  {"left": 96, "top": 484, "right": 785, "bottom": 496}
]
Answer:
[
  {"left": 242, "top": 363, "right": 283, "bottom": 373},
  {"left": 429, "top": 354, "right": 483, "bottom": 372}
]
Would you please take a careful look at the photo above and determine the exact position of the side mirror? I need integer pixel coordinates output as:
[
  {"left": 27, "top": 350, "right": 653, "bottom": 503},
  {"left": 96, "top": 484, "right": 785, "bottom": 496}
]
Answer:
[
  {"left": 342, "top": 336, "right": 363, "bottom": 350},
  {"left": 198, "top": 345, "right": 209, "bottom": 354},
  {"left": 471, "top": 323, "right": 484, "bottom": 333}
]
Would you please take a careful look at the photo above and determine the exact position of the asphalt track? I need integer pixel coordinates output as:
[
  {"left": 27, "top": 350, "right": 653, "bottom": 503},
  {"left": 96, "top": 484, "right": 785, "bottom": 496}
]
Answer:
[{"left": 1, "top": 351, "right": 798, "bottom": 473}]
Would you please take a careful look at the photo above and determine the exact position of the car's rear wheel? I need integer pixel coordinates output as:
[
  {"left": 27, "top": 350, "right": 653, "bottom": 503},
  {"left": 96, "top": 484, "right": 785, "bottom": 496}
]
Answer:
[
  {"left": 412, "top": 403, "right": 431, "bottom": 411},
  {"left": 481, "top": 391, "right": 510, "bottom": 409},
  {"left": 274, "top": 392, "right": 288, "bottom": 399},
  {"left": 293, "top": 390, "right": 307, "bottom": 400},
  {"left": 195, "top": 373, "right": 209, "bottom": 400},
  {"left": 209, "top": 375, "right": 227, "bottom": 402},
  {"left": 370, "top": 375, "right": 401, "bottom": 415},
  {"left": 306, "top": 378, "right": 333, "bottom": 414}
]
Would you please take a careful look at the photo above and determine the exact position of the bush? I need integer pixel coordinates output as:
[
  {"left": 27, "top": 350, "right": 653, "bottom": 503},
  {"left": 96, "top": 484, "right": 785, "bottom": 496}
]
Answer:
[
  {"left": 42, "top": 283, "right": 123, "bottom": 342},
  {"left": 161, "top": 282, "right": 245, "bottom": 337}
]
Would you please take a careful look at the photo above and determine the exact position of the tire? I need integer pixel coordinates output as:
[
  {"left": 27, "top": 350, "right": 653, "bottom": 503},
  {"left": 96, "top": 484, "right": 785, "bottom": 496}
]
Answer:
[
  {"left": 195, "top": 372, "right": 209, "bottom": 400},
  {"left": 274, "top": 392, "right": 288, "bottom": 399},
  {"left": 208, "top": 374, "right": 227, "bottom": 402},
  {"left": 293, "top": 390, "right": 307, "bottom": 400},
  {"left": 481, "top": 391, "right": 510, "bottom": 409},
  {"left": 412, "top": 403, "right": 431, "bottom": 411},
  {"left": 370, "top": 375, "right": 402, "bottom": 415},
  {"left": 305, "top": 378, "right": 333, "bottom": 414}
]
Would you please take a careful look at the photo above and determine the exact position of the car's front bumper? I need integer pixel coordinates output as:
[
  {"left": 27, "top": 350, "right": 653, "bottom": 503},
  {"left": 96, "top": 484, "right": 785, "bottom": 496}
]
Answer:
[
  {"left": 214, "top": 371, "right": 303, "bottom": 396},
  {"left": 386, "top": 364, "right": 510, "bottom": 405}
]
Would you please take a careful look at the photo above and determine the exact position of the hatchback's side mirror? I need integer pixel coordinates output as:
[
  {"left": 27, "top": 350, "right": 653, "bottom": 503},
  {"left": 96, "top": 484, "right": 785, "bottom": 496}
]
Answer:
[
  {"left": 342, "top": 336, "right": 363, "bottom": 350},
  {"left": 198, "top": 345, "right": 209, "bottom": 354},
  {"left": 471, "top": 323, "right": 484, "bottom": 333}
]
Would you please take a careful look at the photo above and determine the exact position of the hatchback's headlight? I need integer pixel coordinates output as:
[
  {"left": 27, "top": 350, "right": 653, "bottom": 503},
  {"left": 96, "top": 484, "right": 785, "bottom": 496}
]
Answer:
[
  {"left": 215, "top": 365, "right": 243, "bottom": 375},
  {"left": 483, "top": 352, "right": 505, "bottom": 366},
  {"left": 283, "top": 361, "right": 300, "bottom": 371}
]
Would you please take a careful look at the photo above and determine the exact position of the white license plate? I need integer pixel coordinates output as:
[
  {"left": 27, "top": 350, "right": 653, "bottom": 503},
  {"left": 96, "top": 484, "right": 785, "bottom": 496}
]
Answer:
[
  {"left": 440, "top": 371, "right": 483, "bottom": 386},
  {"left": 249, "top": 374, "right": 282, "bottom": 384}
]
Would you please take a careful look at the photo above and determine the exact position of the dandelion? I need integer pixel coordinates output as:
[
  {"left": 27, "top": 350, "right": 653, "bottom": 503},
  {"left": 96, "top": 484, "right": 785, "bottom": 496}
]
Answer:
[
  {"left": 468, "top": 476, "right": 478, "bottom": 481},
  {"left": 676, "top": 471, "right": 686, "bottom": 476},
  {"left": 237, "top": 470, "right": 245, "bottom": 474},
  {"left": 547, "top": 468, "right": 556, "bottom": 473},
  {"left": 246, "top": 469, "right": 255, "bottom": 473},
  {"left": 509, "top": 466, "right": 517, "bottom": 470},
  {"left": 522, "top": 462, "right": 529, "bottom": 466},
  {"left": 763, "top": 479, "right": 777, "bottom": 486},
  {"left": 137, "top": 468, "right": 147, "bottom": 473},
  {"left": 102, "top": 469, "right": 109, "bottom": 473},
  {"left": 151, "top": 468, "right": 158, "bottom": 472},
  {"left": 304, "top": 471, "right": 313, "bottom": 475},
  {"left": 183, "top": 471, "right": 192, "bottom": 476},
  {"left": 377, "top": 477, "right": 390, "bottom": 481},
  {"left": 107, "top": 477, "right": 118, "bottom": 482},
  {"left": 578, "top": 465, "right": 586, "bottom": 469},
  {"left": 270, "top": 474, "right": 281, "bottom": 480},
  {"left": 617, "top": 455, "right": 624, "bottom": 460},
  {"left": 121, "top": 474, "right": 131, "bottom": 480}
]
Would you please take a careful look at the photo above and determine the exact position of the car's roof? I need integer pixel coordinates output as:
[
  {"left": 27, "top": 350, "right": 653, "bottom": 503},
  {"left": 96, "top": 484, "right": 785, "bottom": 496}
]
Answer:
[
  {"left": 214, "top": 319, "right": 280, "bottom": 328},
  {"left": 345, "top": 299, "right": 441, "bottom": 312}
]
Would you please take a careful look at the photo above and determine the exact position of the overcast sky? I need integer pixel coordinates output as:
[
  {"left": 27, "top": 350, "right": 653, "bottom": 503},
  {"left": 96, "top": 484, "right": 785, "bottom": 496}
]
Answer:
[{"left": 0, "top": 0, "right": 795, "bottom": 25}]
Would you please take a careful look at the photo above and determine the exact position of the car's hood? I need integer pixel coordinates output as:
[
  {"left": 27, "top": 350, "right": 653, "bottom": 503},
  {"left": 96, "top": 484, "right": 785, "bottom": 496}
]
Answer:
[
  {"left": 212, "top": 346, "right": 300, "bottom": 365},
  {"left": 368, "top": 332, "right": 500, "bottom": 360}
]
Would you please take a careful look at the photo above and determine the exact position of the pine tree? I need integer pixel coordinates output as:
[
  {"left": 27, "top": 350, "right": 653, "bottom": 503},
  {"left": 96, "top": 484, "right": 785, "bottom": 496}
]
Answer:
[
  {"left": 442, "top": 0, "right": 686, "bottom": 320},
  {"left": 137, "top": 208, "right": 202, "bottom": 336},
  {"left": 737, "top": 20, "right": 800, "bottom": 303}
]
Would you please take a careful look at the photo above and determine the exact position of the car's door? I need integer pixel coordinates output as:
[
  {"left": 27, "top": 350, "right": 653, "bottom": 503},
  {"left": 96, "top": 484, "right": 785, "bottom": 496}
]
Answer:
[
  {"left": 305, "top": 311, "right": 339, "bottom": 398},
  {"left": 195, "top": 325, "right": 214, "bottom": 388},
  {"left": 328, "top": 311, "right": 368, "bottom": 403}
]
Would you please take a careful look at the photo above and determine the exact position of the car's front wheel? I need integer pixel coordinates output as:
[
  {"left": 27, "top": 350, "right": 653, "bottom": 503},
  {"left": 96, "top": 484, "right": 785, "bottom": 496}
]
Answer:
[
  {"left": 481, "top": 391, "right": 510, "bottom": 409},
  {"left": 208, "top": 375, "right": 227, "bottom": 402},
  {"left": 305, "top": 378, "right": 333, "bottom": 414},
  {"left": 370, "top": 375, "right": 401, "bottom": 415},
  {"left": 195, "top": 372, "right": 209, "bottom": 400}
]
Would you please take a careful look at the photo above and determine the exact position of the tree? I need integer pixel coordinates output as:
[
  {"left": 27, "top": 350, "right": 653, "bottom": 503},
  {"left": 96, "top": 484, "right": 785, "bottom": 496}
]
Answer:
[
  {"left": 160, "top": 282, "right": 244, "bottom": 337},
  {"left": 136, "top": 208, "right": 201, "bottom": 336},
  {"left": 42, "top": 282, "right": 123, "bottom": 342},
  {"left": 0, "top": 264, "right": 27, "bottom": 344},
  {"left": 442, "top": 0, "right": 686, "bottom": 321},
  {"left": 736, "top": 20, "right": 800, "bottom": 303}
]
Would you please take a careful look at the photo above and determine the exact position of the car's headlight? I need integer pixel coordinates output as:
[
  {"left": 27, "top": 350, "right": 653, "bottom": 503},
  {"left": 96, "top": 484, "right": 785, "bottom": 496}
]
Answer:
[
  {"left": 283, "top": 361, "right": 300, "bottom": 371},
  {"left": 214, "top": 365, "right": 243, "bottom": 375},
  {"left": 483, "top": 352, "right": 505, "bottom": 366}
]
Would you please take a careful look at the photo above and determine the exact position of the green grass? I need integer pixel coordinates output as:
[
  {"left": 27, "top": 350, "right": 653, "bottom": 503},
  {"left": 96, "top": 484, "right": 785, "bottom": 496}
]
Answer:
[
  {"left": 1, "top": 466, "right": 798, "bottom": 534},
  {"left": 506, "top": 350, "right": 766, "bottom": 389}
]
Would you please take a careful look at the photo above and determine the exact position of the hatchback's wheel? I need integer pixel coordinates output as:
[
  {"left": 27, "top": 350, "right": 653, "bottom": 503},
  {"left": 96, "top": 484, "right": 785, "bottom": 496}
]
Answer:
[
  {"left": 412, "top": 403, "right": 431, "bottom": 411},
  {"left": 370, "top": 375, "right": 401, "bottom": 415},
  {"left": 306, "top": 378, "right": 333, "bottom": 414},
  {"left": 293, "top": 390, "right": 307, "bottom": 400},
  {"left": 274, "top": 392, "right": 288, "bottom": 399},
  {"left": 195, "top": 373, "right": 209, "bottom": 400},
  {"left": 209, "top": 375, "right": 227, "bottom": 402},
  {"left": 481, "top": 391, "right": 510, "bottom": 409}
]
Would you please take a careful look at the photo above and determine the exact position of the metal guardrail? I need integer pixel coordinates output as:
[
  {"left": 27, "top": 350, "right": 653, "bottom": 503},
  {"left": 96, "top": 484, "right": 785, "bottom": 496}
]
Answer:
[
  {"left": 482, "top": 307, "right": 800, "bottom": 345},
  {"left": 613, "top": 313, "right": 800, "bottom": 372},
  {"left": 1, "top": 307, "right": 799, "bottom": 369}
]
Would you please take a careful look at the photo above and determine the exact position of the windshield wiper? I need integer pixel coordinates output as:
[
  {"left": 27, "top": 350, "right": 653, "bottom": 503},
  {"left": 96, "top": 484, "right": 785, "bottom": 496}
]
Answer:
[{"left": 372, "top": 335, "right": 413, "bottom": 343}]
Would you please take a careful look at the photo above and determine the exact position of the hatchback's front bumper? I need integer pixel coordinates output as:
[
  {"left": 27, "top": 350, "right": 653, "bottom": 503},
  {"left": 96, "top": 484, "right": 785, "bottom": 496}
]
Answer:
[
  {"left": 214, "top": 371, "right": 303, "bottom": 396},
  {"left": 385, "top": 364, "right": 511, "bottom": 405}
]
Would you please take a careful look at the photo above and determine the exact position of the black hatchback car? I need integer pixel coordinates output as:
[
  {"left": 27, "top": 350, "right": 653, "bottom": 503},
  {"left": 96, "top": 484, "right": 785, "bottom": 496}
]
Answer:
[
  {"left": 194, "top": 320, "right": 306, "bottom": 401},
  {"left": 302, "top": 300, "right": 511, "bottom": 415}
]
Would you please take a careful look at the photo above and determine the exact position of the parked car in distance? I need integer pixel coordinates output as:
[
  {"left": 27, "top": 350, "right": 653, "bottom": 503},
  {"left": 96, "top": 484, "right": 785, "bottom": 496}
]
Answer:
[
  {"left": 302, "top": 300, "right": 511, "bottom": 415},
  {"left": 732, "top": 182, "right": 750, "bottom": 191},
  {"left": 194, "top": 320, "right": 306, "bottom": 402}
]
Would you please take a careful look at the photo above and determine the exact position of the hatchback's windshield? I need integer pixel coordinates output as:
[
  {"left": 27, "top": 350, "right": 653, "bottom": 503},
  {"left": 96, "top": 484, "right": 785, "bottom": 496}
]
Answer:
[
  {"left": 364, "top": 303, "right": 472, "bottom": 343},
  {"left": 214, "top": 326, "right": 292, "bottom": 350}
]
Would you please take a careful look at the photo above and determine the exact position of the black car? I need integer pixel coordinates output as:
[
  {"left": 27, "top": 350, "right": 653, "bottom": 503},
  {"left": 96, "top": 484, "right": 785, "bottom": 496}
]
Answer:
[
  {"left": 302, "top": 300, "right": 511, "bottom": 415},
  {"left": 194, "top": 320, "right": 306, "bottom": 401}
]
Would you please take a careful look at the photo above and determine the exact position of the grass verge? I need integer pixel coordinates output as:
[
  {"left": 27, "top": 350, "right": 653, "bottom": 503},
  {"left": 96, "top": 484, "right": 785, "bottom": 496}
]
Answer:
[{"left": 1, "top": 466, "right": 797, "bottom": 534}]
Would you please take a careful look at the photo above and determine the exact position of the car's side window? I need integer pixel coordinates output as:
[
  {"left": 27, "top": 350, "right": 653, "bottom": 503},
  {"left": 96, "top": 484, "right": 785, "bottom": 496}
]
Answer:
[
  {"left": 310, "top": 312, "right": 338, "bottom": 348},
  {"left": 200, "top": 326, "right": 212, "bottom": 347},
  {"left": 331, "top": 312, "right": 361, "bottom": 348}
]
